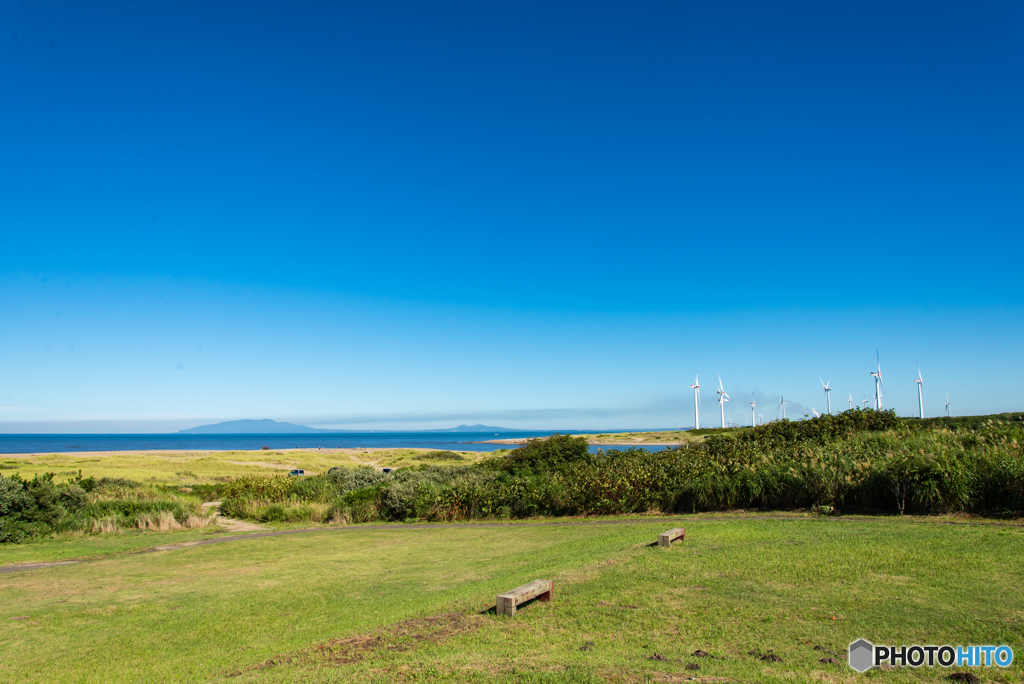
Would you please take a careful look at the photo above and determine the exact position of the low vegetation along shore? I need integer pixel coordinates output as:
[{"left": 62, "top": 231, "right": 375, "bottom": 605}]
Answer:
[
  {"left": 213, "top": 409, "right": 1024, "bottom": 525},
  {"left": 4, "top": 410, "right": 1023, "bottom": 542}
]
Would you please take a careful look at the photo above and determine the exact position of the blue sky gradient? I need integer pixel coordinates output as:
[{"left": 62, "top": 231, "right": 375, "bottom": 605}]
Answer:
[{"left": 2, "top": 1, "right": 1022, "bottom": 431}]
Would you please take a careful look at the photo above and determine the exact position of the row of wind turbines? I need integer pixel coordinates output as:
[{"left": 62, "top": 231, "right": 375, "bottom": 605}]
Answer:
[{"left": 688, "top": 352, "right": 953, "bottom": 429}]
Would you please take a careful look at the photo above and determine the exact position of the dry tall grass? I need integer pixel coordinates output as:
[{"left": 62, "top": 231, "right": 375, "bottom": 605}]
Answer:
[
  {"left": 90, "top": 516, "right": 121, "bottom": 534},
  {"left": 182, "top": 513, "right": 216, "bottom": 529},
  {"left": 135, "top": 511, "right": 182, "bottom": 532}
]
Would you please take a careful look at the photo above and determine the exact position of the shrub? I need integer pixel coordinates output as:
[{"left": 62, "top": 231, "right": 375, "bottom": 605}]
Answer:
[
  {"left": 496, "top": 434, "right": 591, "bottom": 474},
  {"left": 0, "top": 472, "right": 205, "bottom": 543},
  {"left": 420, "top": 450, "right": 467, "bottom": 462}
]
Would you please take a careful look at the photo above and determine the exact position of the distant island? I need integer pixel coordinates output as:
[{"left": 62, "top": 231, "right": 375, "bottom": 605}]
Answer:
[{"left": 176, "top": 419, "right": 529, "bottom": 434}]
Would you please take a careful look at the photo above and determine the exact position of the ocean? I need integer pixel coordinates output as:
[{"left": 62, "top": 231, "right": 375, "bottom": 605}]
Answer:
[{"left": 0, "top": 432, "right": 672, "bottom": 455}]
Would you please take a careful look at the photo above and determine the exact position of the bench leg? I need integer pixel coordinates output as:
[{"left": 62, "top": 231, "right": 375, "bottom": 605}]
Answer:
[
  {"left": 539, "top": 583, "right": 554, "bottom": 602},
  {"left": 497, "top": 596, "right": 517, "bottom": 616}
]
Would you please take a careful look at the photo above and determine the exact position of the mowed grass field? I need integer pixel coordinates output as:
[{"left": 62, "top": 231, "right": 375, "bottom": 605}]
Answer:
[
  {"left": 0, "top": 448, "right": 501, "bottom": 485},
  {"left": 3, "top": 515, "right": 1023, "bottom": 683}
]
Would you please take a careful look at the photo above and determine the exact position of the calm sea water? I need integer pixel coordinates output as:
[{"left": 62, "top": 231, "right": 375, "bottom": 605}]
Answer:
[{"left": 0, "top": 432, "right": 671, "bottom": 455}]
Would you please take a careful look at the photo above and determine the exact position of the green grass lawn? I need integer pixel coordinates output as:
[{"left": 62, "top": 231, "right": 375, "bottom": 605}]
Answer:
[{"left": 2, "top": 515, "right": 1022, "bottom": 683}]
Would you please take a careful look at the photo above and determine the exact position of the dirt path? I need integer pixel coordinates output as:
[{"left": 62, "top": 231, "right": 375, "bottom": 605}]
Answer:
[{"left": 202, "top": 501, "right": 266, "bottom": 533}]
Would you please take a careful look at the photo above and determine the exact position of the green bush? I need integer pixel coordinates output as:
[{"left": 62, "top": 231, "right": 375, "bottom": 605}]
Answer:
[
  {"left": 0, "top": 472, "right": 204, "bottom": 543},
  {"left": 494, "top": 433, "right": 591, "bottom": 474},
  {"left": 420, "top": 450, "right": 467, "bottom": 462}
]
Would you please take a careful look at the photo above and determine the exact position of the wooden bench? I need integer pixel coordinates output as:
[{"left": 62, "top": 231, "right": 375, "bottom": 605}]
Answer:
[
  {"left": 658, "top": 527, "right": 686, "bottom": 547},
  {"left": 496, "top": 579, "right": 553, "bottom": 616}
]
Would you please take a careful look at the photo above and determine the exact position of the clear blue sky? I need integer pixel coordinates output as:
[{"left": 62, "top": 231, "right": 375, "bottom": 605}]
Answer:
[{"left": 2, "top": 1, "right": 1022, "bottom": 432}]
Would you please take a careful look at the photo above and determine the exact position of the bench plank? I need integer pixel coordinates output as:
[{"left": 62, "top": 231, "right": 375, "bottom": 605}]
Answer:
[
  {"left": 496, "top": 579, "right": 553, "bottom": 616},
  {"left": 658, "top": 527, "right": 686, "bottom": 547}
]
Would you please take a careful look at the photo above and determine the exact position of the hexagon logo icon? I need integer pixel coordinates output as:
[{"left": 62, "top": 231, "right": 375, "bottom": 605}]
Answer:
[{"left": 848, "top": 639, "right": 874, "bottom": 672}]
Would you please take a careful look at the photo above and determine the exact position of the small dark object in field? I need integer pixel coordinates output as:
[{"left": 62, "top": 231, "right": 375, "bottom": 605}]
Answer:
[
  {"left": 819, "top": 657, "right": 840, "bottom": 665},
  {"left": 814, "top": 645, "right": 841, "bottom": 656},
  {"left": 760, "top": 651, "right": 783, "bottom": 662},
  {"left": 692, "top": 649, "right": 712, "bottom": 658},
  {"left": 261, "top": 446, "right": 269, "bottom": 450},
  {"left": 747, "top": 650, "right": 758, "bottom": 656},
  {"left": 648, "top": 653, "right": 668, "bottom": 661},
  {"left": 685, "top": 663, "right": 700, "bottom": 671},
  {"left": 580, "top": 642, "right": 594, "bottom": 652},
  {"left": 948, "top": 673, "right": 980, "bottom": 683}
]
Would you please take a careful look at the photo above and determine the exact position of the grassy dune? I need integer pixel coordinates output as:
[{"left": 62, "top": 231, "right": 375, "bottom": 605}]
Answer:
[
  {"left": 0, "top": 448, "right": 505, "bottom": 486},
  {"left": 578, "top": 428, "right": 741, "bottom": 444},
  {"left": 2, "top": 514, "right": 1022, "bottom": 683}
]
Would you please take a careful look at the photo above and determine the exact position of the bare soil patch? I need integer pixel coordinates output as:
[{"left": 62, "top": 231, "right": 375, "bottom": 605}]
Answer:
[
  {"left": 233, "top": 612, "right": 484, "bottom": 675},
  {"left": 201, "top": 501, "right": 266, "bottom": 532}
]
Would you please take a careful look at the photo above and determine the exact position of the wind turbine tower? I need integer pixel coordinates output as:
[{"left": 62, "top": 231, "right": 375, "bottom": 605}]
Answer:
[
  {"left": 870, "top": 352, "right": 884, "bottom": 409},
  {"left": 945, "top": 393, "right": 951, "bottom": 417},
  {"left": 690, "top": 375, "right": 701, "bottom": 430},
  {"left": 914, "top": 365, "right": 924, "bottom": 419},
  {"left": 716, "top": 375, "right": 730, "bottom": 429},
  {"left": 779, "top": 395, "right": 787, "bottom": 420},
  {"left": 848, "top": 393, "right": 853, "bottom": 410},
  {"left": 750, "top": 394, "right": 757, "bottom": 427},
  {"left": 821, "top": 379, "right": 833, "bottom": 415}
]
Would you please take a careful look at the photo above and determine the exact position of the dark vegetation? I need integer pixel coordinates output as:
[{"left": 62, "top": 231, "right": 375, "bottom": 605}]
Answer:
[
  {"left": 216, "top": 410, "right": 1024, "bottom": 524},
  {"left": 0, "top": 473, "right": 208, "bottom": 543},
  {"left": 5, "top": 410, "right": 1022, "bottom": 541}
]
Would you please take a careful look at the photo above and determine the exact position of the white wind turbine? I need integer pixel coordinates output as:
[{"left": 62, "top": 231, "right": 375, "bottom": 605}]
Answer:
[
  {"left": 749, "top": 394, "right": 757, "bottom": 427},
  {"left": 848, "top": 393, "right": 854, "bottom": 410},
  {"left": 821, "top": 379, "right": 833, "bottom": 415},
  {"left": 690, "top": 375, "right": 701, "bottom": 430},
  {"left": 870, "top": 351, "right": 885, "bottom": 409},
  {"left": 862, "top": 395, "right": 870, "bottom": 409},
  {"left": 779, "top": 395, "right": 787, "bottom": 420},
  {"left": 914, "top": 365, "right": 924, "bottom": 419},
  {"left": 717, "top": 375, "right": 730, "bottom": 428},
  {"left": 945, "top": 393, "right": 951, "bottom": 417}
]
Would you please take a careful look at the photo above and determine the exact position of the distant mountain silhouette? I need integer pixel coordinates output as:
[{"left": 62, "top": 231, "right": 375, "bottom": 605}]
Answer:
[
  {"left": 177, "top": 419, "right": 345, "bottom": 434},
  {"left": 422, "top": 424, "right": 527, "bottom": 433},
  {"left": 177, "top": 419, "right": 528, "bottom": 434}
]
